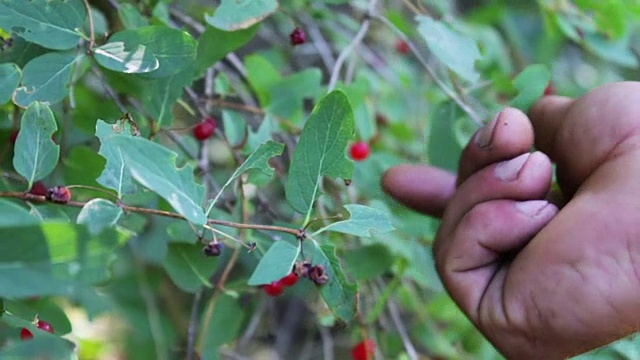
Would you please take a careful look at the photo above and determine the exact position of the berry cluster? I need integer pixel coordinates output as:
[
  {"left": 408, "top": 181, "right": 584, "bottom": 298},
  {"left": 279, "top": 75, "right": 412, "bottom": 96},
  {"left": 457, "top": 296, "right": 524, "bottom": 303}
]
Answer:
[
  {"left": 293, "top": 260, "right": 328, "bottom": 285},
  {"left": 262, "top": 272, "right": 299, "bottom": 297},
  {"left": 46, "top": 186, "right": 71, "bottom": 204},
  {"left": 20, "top": 319, "right": 54, "bottom": 341}
]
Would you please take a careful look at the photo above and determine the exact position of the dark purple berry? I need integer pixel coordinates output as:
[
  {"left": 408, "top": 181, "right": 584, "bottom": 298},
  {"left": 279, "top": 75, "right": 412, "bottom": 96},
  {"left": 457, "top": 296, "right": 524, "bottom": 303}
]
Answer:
[
  {"left": 46, "top": 186, "right": 71, "bottom": 204},
  {"left": 289, "top": 27, "right": 306, "bottom": 46},
  {"left": 203, "top": 242, "right": 224, "bottom": 257}
]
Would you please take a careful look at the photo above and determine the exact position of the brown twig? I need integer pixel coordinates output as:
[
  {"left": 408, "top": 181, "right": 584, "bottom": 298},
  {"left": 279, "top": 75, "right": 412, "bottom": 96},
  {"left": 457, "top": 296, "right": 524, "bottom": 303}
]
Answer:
[{"left": 0, "top": 191, "right": 303, "bottom": 237}]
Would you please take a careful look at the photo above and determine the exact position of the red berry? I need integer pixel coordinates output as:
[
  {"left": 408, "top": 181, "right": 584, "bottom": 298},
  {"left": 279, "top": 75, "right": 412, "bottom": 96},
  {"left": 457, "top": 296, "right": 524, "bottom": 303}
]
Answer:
[
  {"left": 543, "top": 83, "right": 555, "bottom": 96},
  {"left": 9, "top": 129, "right": 18, "bottom": 144},
  {"left": 192, "top": 117, "right": 216, "bottom": 141},
  {"left": 45, "top": 186, "right": 71, "bottom": 204},
  {"left": 278, "top": 272, "right": 299, "bottom": 287},
  {"left": 289, "top": 27, "right": 306, "bottom": 46},
  {"left": 20, "top": 328, "right": 33, "bottom": 341},
  {"left": 351, "top": 339, "right": 376, "bottom": 360},
  {"left": 36, "top": 320, "right": 54, "bottom": 334},
  {"left": 349, "top": 141, "right": 370, "bottom": 161},
  {"left": 29, "top": 182, "right": 48, "bottom": 196},
  {"left": 262, "top": 281, "right": 284, "bottom": 297},
  {"left": 395, "top": 40, "right": 410, "bottom": 54}
]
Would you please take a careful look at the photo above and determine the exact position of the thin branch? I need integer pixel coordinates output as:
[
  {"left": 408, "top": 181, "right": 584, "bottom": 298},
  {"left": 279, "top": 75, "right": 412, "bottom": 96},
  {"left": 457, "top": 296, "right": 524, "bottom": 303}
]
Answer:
[
  {"left": 372, "top": 14, "right": 483, "bottom": 126},
  {"left": 327, "top": 17, "right": 371, "bottom": 92},
  {"left": 0, "top": 191, "right": 303, "bottom": 237},
  {"left": 185, "top": 290, "right": 203, "bottom": 360},
  {"left": 82, "top": 0, "right": 95, "bottom": 48},
  {"left": 298, "top": 13, "right": 336, "bottom": 71},
  {"left": 386, "top": 296, "right": 419, "bottom": 360},
  {"left": 319, "top": 325, "right": 334, "bottom": 360}
]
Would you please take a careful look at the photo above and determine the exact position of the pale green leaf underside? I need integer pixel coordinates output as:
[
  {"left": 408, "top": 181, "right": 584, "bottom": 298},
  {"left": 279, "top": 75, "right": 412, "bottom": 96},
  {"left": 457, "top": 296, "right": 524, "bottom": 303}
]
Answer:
[
  {"left": 0, "top": 63, "right": 21, "bottom": 104},
  {"left": 313, "top": 204, "right": 395, "bottom": 237},
  {"left": 417, "top": 15, "right": 481, "bottom": 83},
  {"left": 13, "top": 52, "right": 78, "bottom": 107},
  {"left": 0, "top": 200, "right": 38, "bottom": 227},
  {"left": 0, "top": 0, "right": 85, "bottom": 50},
  {"left": 285, "top": 90, "right": 355, "bottom": 223},
  {"left": 510, "top": 64, "right": 551, "bottom": 112},
  {"left": 110, "top": 136, "right": 206, "bottom": 225},
  {"left": 247, "top": 241, "right": 300, "bottom": 286},
  {"left": 95, "top": 120, "right": 136, "bottom": 197},
  {"left": 12, "top": 102, "right": 59, "bottom": 188},
  {"left": 93, "top": 42, "right": 159, "bottom": 74},
  {"left": 206, "top": 0, "right": 278, "bottom": 31},
  {"left": 76, "top": 199, "right": 123, "bottom": 235}
]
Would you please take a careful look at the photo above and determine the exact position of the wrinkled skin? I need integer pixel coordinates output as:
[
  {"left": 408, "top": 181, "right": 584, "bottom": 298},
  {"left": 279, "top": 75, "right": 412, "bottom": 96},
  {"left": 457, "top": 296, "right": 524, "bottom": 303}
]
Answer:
[{"left": 382, "top": 82, "right": 640, "bottom": 359}]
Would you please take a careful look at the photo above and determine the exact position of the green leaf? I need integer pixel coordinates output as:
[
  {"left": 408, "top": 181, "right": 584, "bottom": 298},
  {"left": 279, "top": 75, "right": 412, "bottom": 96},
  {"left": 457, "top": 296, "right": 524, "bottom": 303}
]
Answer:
[
  {"left": 342, "top": 244, "right": 394, "bottom": 281},
  {"left": 247, "top": 241, "right": 300, "bottom": 286},
  {"left": 93, "top": 41, "right": 159, "bottom": 74},
  {"left": 14, "top": 52, "right": 78, "bottom": 107},
  {"left": 510, "top": 64, "right": 551, "bottom": 112},
  {"left": 110, "top": 136, "right": 206, "bottom": 225},
  {"left": 205, "top": 140, "right": 284, "bottom": 215},
  {"left": 163, "top": 243, "right": 221, "bottom": 292},
  {"left": 205, "top": 0, "right": 278, "bottom": 31},
  {"left": 313, "top": 204, "right": 395, "bottom": 237},
  {"left": 142, "top": 68, "right": 194, "bottom": 127},
  {"left": 12, "top": 102, "right": 59, "bottom": 188},
  {"left": 0, "top": 332, "right": 76, "bottom": 360},
  {"left": 427, "top": 101, "right": 464, "bottom": 172},
  {"left": 245, "top": 55, "right": 279, "bottom": 107},
  {"left": 417, "top": 15, "right": 481, "bottom": 82},
  {"left": 266, "top": 68, "right": 323, "bottom": 122},
  {"left": 584, "top": 33, "right": 638, "bottom": 68},
  {"left": 222, "top": 110, "right": 247, "bottom": 148},
  {"left": 285, "top": 91, "right": 355, "bottom": 223},
  {"left": 0, "top": 200, "right": 38, "bottom": 226},
  {"left": 200, "top": 294, "right": 247, "bottom": 360},
  {"left": 118, "top": 3, "right": 149, "bottom": 29},
  {"left": 0, "top": 63, "right": 21, "bottom": 104},
  {"left": 0, "top": 0, "right": 85, "bottom": 50},
  {"left": 76, "top": 199, "right": 123, "bottom": 235},
  {"left": 95, "top": 26, "right": 197, "bottom": 78},
  {"left": 95, "top": 120, "right": 137, "bottom": 197},
  {"left": 309, "top": 243, "right": 357, "bottom": 322},
  {"left": 195, "top": 25, "right": 258, "bottom": 76},
  {"left": 0, "top": 223, "right": 128, "bottom": 298}
]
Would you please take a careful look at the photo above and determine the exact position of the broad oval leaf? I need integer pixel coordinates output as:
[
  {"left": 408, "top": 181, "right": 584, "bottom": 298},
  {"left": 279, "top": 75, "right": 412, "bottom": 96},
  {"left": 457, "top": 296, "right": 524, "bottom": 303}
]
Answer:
[
  {"left": 95, "top": 119, "right": 137, "bottom": 198},
  {"left": 195, "top": 24, "right": 258, "bottom": 76},
  {"left": 205, "top": 0, "right": 278, "bottom": 31},
  {"left": 14, "top": 52, "right": 78, "bottom": 107},
  {"left": 0, "top": 223, "right": 129, "bottom": 298},
  {"left": 93, "top": 42, "right": 159, "bottom": 74},
  {"left": 76, "top": 199, "right": 123, "bottom": 235},
  {"left": 12, "top": 102, "right": 60, "bottom": 188},
  {"left": 309, "top": 243, "right": 357, "bottom": 322},
  {"left": 510, "top": 64, "right": 551, "bottom": 112},
  {"left": 142, "top": 68, "right": 194, "bottom": 126},
  {"left": 110, "top": 136, "right": 206, "bottom": 225},
  {"left": 313, "top": 204, "right": 395, "bottom": 237},
  {"left": 0, "top": 0, "right": 85, "bottom": 50},
  {"left": 285, "top": 91, "right": 355, "bottom": 223},
  {"left": 163, "top": 243, "right": 220, "bottom": 293},
  {"left": 417, "top": 16, "right": 481, "bottom": 83},
  {"left": 97, "top": 26, "right": 197, "bottom": 78},
  {"left": 247, "top": 241, "right": 300, "bottom": 286},
  {"left": 0, "top": 63, "right": 21, "bottom": 104}
]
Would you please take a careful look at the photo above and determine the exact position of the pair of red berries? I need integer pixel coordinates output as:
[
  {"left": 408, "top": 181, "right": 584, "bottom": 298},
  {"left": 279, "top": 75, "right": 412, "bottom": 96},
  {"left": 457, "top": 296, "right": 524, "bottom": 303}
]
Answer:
[
  {"left": 262, "top": 272, "right": 298, "bottom": 297},
  {"left": 192, "top": 117, "right": 217, "bottom": 141},
  {"left": 20, "top": 319, "right": 54, "bottom": 340}
]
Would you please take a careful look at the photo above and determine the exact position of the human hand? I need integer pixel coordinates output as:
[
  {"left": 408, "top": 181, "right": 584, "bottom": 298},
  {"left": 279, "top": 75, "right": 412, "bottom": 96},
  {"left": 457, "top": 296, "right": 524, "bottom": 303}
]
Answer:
[{"left": 382, "top": 82, "right": 640, "bottom": 359}]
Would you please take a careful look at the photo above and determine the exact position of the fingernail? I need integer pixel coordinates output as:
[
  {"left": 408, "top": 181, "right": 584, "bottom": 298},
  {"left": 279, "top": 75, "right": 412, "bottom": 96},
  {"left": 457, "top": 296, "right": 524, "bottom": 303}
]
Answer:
[
  {"left": 516, "top": 200, "right": 550, "bottom": 217},
  {"left": 495, "top": 153, "right": 530, "bottom": 181},
  {"left": 475, "top": 112, "right": 501, "bottom": 148}
]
